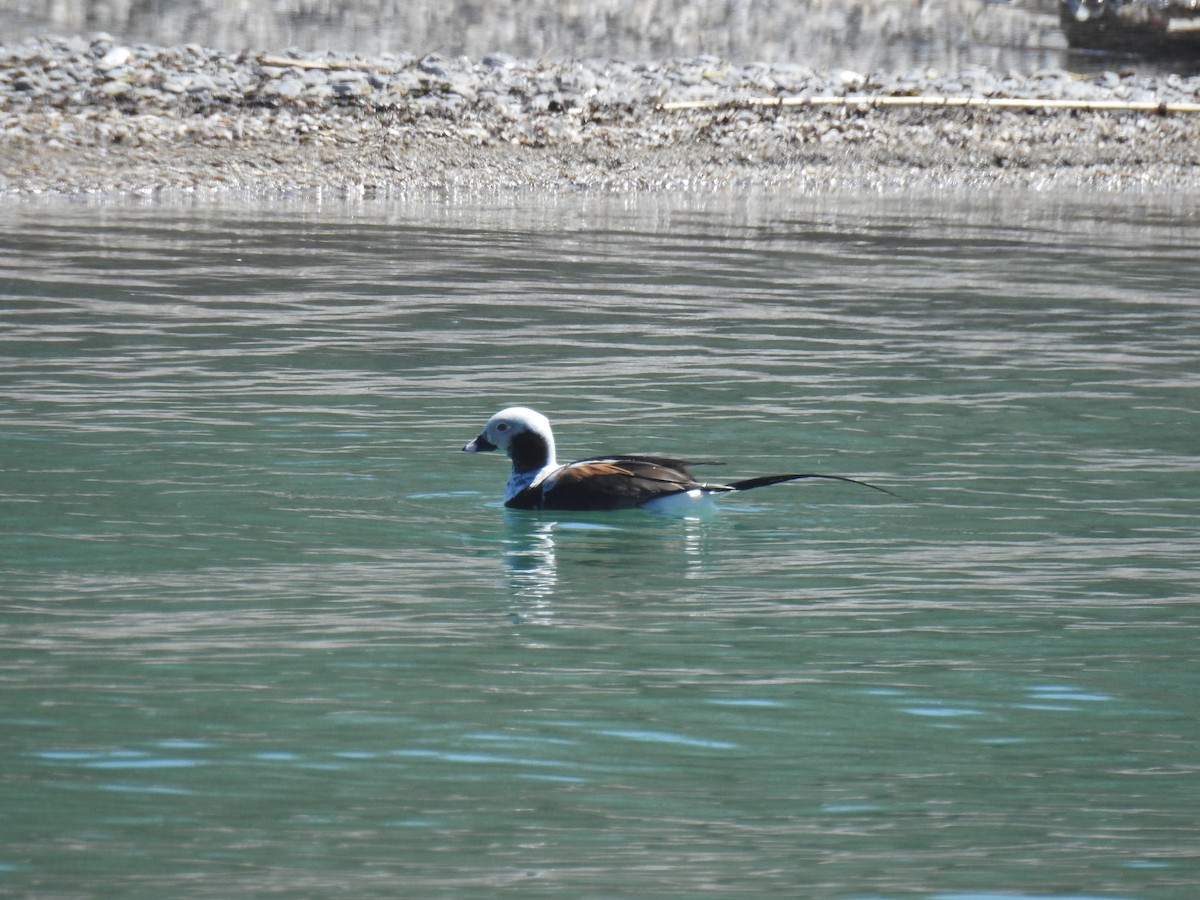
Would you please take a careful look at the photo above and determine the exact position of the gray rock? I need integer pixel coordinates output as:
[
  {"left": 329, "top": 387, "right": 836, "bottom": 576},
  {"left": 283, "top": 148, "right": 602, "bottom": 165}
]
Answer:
[
  {"left": 418, "top": 54, "right": 450, "bottom": 76},
  {"left": 100, "top": 79, "right": 132, "bottom": 97},
  {"left": 482, "top": 51, "right": 516, "bottom": 69},
  {"left": 272, "top": 77, "right": 305, "bottom": 99},
  {"left": 97, "top": 46, "right": 133, "bottom": 70}
]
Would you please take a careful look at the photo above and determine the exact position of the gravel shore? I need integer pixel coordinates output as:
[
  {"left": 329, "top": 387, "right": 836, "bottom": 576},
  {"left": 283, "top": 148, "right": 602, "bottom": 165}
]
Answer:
[{"left": 3, "top": 34, "right": 1200, "bottom": 198}]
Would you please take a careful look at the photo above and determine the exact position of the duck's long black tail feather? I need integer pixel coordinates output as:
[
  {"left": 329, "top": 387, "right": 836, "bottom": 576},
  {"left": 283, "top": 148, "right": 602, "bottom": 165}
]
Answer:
[{"left": 728, "top": 473, "right": 899, "bottom": 498}]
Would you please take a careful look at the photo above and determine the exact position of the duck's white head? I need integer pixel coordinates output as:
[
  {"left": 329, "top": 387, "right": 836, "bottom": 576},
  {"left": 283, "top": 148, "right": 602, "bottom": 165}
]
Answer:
[{"left": 463, "top": 407, "right": 557, "bottom": 474}]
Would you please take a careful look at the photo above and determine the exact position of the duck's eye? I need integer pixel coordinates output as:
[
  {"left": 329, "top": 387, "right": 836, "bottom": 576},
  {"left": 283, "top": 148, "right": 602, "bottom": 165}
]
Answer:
[{"left": 496, "top": 423, "right": 509, "bottom": 432}]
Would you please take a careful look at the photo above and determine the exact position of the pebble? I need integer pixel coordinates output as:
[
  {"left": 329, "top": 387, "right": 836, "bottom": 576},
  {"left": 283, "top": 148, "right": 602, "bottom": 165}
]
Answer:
[
  {"left": 97, "top": 46, "right": 133, "bottom": 70},
  {"left": 2, "top": 34, "right": 1200, "bottom": 196}
]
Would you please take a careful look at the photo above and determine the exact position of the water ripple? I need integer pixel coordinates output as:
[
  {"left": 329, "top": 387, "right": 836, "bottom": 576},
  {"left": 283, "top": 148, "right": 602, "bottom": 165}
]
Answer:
[{"left": 2, "top": 194, "right": 1198, "bottom": 897}]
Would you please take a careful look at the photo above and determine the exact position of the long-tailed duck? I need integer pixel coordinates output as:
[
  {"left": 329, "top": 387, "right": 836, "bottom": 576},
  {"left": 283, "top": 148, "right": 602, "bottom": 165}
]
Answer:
[{"left": 463, "top": 406, "right": 894, "bottom": 513}]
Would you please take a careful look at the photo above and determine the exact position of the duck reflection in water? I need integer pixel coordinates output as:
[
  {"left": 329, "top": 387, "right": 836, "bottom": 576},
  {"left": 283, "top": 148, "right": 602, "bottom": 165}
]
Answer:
[
  {"left": 502, "top": 510, "right": 716, "bottom": 623},
  {"left": 505, "top": 514, "right": 558, "bottom": 607}
]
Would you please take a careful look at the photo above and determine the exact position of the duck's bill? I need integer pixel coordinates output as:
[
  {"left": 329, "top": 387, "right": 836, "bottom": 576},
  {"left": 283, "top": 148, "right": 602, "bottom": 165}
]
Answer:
[{"left": 463, "top": 434, "right": 497, "bottom": 453}]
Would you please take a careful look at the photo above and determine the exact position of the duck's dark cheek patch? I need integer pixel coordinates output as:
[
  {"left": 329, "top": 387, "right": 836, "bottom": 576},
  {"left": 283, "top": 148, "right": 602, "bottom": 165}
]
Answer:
[{"left": 510, "top": 431, "right": 551, "bottom": 474}]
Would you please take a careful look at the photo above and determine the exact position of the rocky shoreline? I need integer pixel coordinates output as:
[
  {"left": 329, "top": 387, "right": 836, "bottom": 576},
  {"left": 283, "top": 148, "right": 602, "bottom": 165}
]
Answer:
[{"left": 3, "top": 34, "right": 1200, "bottom": 198}]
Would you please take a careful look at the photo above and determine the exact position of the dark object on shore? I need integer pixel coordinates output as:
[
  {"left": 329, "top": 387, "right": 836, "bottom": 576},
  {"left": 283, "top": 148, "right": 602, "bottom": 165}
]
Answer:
[{"left": 1061, "top": 0, "right": 1200, "bottom": 55}]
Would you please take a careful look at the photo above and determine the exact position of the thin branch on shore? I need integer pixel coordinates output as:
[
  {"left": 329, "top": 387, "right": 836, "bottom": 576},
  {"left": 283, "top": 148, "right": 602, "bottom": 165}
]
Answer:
[
  {"left": 258, "top": 54, "right": 398, "bottom": 73},
  {"left": 659, "top": 95, "right": 1200, "bottom": 114}
]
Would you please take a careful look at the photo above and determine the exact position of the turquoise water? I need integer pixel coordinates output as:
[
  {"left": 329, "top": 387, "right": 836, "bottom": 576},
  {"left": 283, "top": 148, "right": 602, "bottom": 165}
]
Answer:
[{"left": 2, "top": 192, "right": 1198, "bottom": 897}]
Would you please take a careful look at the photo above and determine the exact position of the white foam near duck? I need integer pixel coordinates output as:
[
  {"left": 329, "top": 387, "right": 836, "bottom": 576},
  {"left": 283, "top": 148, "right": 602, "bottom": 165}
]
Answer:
[{"left": 462, "top": 406, "right": 895, "bottom": 513}]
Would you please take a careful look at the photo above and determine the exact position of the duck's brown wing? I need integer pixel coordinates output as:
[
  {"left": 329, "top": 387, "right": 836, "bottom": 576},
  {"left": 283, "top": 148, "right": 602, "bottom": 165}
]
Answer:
[
  {"left": 583, "top": 455, "right": 725, "bottom": 476},
  {"left": 535, "top": 457, "right": 724, "bottom": 511}
]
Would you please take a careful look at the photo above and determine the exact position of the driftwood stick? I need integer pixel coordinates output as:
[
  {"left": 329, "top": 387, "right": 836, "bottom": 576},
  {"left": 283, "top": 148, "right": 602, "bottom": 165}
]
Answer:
[
  {"left": 258, "top": 54, "right": 398, "bottom": 73},
  {"left": 659, "top": 94, "right": 1200, "bottom": 114}
]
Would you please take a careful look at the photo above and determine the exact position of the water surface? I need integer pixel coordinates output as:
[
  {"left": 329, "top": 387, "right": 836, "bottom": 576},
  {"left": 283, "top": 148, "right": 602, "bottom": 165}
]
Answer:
[{"left": 1, "top": 191, "right": 1198, "bottom": 897}]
